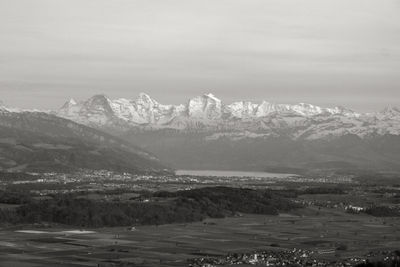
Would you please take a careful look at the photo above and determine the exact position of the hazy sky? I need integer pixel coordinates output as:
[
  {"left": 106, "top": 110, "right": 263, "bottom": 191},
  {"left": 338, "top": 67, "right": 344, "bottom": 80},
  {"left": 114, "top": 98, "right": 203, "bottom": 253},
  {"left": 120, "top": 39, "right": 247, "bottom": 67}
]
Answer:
[{"left": 0, "top": 0, "right": 399, "bottom": 112}]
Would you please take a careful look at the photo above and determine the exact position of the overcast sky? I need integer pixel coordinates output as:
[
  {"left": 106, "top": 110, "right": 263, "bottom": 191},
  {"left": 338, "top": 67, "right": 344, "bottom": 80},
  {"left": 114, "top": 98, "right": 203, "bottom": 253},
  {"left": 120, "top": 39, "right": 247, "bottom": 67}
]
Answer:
[{"left": 0, "top": 0, "right": 399, "bottom": 112}]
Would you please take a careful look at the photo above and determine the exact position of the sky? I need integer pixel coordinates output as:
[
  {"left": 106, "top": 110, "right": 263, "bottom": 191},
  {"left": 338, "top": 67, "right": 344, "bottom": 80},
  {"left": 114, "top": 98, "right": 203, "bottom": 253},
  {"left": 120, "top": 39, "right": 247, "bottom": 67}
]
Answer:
[{"left": 0, "top": 0, "right": 399, "bottom": 112}]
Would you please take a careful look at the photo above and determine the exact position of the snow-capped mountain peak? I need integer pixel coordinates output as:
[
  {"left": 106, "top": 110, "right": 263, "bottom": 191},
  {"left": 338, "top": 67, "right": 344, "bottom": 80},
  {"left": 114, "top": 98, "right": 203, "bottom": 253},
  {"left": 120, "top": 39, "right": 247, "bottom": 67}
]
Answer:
[
  {"left": 225, "top": 101, "right": 258, "bottom": 118},
  {"left": 187, "top": 93, "right": 222, "bottom": 120},
  {"left": 60, "top": 98, "right": 77, "bottom": 109},
  {"left": 68, "top": 98, "right": 77, "bottom": 106},
  {"left": 381, "top": 105, "right": 400, "bottom": 115},
  {"left": 137, "top": 92, "right": 157, "bottom": 106},
  {"left": 377, "top": 105, "right": 400, "bottom": 121},
  {"left": 203, "top": 93, "right": 220, "bottom": 101},
  {"left": 86, "top": 94, "right": 110, "bottom": 105},
  {"left": 82, "top": 95, "right": 112, "bottom": 114}
]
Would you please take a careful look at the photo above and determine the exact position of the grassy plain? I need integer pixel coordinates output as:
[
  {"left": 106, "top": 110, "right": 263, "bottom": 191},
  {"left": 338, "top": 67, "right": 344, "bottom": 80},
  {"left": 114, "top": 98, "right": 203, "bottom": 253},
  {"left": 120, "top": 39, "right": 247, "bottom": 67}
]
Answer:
[{"left": 0, "top": 206, "right": 399, "bottom": 267}]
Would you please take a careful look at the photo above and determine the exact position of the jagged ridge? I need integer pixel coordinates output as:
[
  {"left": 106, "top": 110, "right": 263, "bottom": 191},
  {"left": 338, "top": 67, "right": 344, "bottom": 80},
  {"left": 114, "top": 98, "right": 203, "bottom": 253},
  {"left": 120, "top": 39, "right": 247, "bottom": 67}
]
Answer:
[{"left": 55, "top": 93, "right": 400, "bottom": 140}]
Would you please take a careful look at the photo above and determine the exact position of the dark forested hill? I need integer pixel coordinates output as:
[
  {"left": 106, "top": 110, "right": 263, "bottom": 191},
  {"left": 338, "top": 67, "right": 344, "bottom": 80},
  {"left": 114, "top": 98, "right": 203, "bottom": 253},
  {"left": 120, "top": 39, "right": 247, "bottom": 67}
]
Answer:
[{"left": 0, "top": 108, "right": 169, "bottom": 173}]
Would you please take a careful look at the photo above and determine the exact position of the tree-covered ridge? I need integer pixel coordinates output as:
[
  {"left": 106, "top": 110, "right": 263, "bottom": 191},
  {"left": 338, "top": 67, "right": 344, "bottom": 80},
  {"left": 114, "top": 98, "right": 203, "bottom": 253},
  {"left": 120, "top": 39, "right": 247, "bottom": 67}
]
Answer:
[{"left": 0, "top": 187, "right": 301, "bottom": 227}]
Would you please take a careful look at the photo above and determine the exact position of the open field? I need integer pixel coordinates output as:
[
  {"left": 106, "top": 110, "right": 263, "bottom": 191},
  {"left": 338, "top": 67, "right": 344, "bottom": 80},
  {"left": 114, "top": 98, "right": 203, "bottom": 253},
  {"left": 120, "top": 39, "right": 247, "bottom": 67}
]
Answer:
[{"left": 1, "top": 206, "right": 399, "bottom": 267}]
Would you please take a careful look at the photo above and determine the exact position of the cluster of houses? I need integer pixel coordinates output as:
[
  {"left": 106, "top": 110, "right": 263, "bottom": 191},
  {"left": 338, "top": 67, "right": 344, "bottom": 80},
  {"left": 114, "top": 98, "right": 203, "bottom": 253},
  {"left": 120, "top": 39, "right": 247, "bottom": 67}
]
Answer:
[{"left": 189, "top": 248, "right": 400, "bottom": 267}]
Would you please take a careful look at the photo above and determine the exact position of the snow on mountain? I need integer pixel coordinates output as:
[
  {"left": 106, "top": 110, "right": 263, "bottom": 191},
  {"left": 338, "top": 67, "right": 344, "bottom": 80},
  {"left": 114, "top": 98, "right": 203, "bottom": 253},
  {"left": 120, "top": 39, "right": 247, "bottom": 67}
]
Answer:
[
  {"left": 225, "top": 101, "right": 258, "bottom": 118},
  {"left": 0, "top": 101, "right": 37, "bottom": 113},
  {"left": 56, "top": 93, "right": 400, "bottom": 140},
  {"left": 59, "top": 98, "right": 79, "bottom": 117},
  {"left": 187, "top": 93, "right": 222, "bottom": 120},
  {"left": 378, "top": 106, "right": 400, "bottom": 120}
]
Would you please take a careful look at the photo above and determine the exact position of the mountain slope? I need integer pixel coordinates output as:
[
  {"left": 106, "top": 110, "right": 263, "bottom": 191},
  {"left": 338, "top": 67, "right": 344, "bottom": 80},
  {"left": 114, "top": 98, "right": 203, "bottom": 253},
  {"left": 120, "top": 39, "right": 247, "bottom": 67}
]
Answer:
[
  {"left": 0, "top": 107, "right": 169, "bottom": 173},
  {"left": 119, "top": 129, "right": 400, "bottom": 172}
]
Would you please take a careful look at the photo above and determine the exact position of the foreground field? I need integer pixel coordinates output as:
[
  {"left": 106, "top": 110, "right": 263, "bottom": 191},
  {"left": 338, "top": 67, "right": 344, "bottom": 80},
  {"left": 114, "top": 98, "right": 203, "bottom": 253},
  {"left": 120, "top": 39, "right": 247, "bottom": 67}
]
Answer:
[{"left": 0, "top": 206, "right": 399, "bottom": 267}]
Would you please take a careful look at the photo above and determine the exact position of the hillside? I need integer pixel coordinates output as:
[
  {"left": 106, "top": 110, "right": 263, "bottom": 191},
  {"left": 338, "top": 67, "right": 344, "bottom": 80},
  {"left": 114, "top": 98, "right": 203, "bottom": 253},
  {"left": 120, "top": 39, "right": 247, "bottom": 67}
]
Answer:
[{"left": 0, "top": 107, "right": 169, "bottom": 173}]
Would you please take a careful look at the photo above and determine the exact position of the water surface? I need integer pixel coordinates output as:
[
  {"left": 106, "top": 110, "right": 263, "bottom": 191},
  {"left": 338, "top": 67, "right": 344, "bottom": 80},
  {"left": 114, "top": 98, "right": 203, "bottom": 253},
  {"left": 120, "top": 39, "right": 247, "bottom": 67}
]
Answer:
[{"left": 175, "top": 169, "right": 297, "bottom": 178}]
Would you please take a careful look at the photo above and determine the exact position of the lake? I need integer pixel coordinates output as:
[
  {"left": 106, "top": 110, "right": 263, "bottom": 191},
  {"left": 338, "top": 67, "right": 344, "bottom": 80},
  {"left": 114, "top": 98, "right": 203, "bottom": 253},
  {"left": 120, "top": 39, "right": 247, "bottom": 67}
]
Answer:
[{"left": 175, "top": 169, "right": 297, "bottom": 178}]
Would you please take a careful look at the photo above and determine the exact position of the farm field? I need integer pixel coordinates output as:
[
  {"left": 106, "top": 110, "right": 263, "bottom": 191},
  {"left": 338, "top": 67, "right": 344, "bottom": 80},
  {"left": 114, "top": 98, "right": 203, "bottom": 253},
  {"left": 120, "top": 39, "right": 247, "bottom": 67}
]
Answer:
[{"left": 0, "top": 206, "right": 399, "bottom": 267}]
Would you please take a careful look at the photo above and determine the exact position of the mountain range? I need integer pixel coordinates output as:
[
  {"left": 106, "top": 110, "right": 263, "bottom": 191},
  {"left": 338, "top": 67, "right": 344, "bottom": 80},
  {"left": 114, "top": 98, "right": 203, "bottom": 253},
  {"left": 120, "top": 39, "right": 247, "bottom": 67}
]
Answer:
[
  {"left": 56, "top": 93, "right": 400, "bottom": 140},
  {"left": 54, "top": 93, "right": 400, "bottom": 173},
  {"left": 1, "top": 93, "right": 400, "bottom": 173}
]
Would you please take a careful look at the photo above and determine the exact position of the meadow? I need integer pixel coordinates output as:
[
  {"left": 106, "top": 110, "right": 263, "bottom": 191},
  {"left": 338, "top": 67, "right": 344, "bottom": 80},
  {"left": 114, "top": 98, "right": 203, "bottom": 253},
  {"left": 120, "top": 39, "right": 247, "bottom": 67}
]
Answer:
[{"left": 0, "top": 206, "right": 399, "bottom": 267}]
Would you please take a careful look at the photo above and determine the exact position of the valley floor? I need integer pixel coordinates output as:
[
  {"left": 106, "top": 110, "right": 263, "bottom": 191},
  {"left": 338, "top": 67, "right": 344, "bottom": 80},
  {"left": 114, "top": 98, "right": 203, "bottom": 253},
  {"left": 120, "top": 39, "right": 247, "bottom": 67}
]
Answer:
[{"left": 0, "top": 207, "right": 399, "bottom": 267}]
